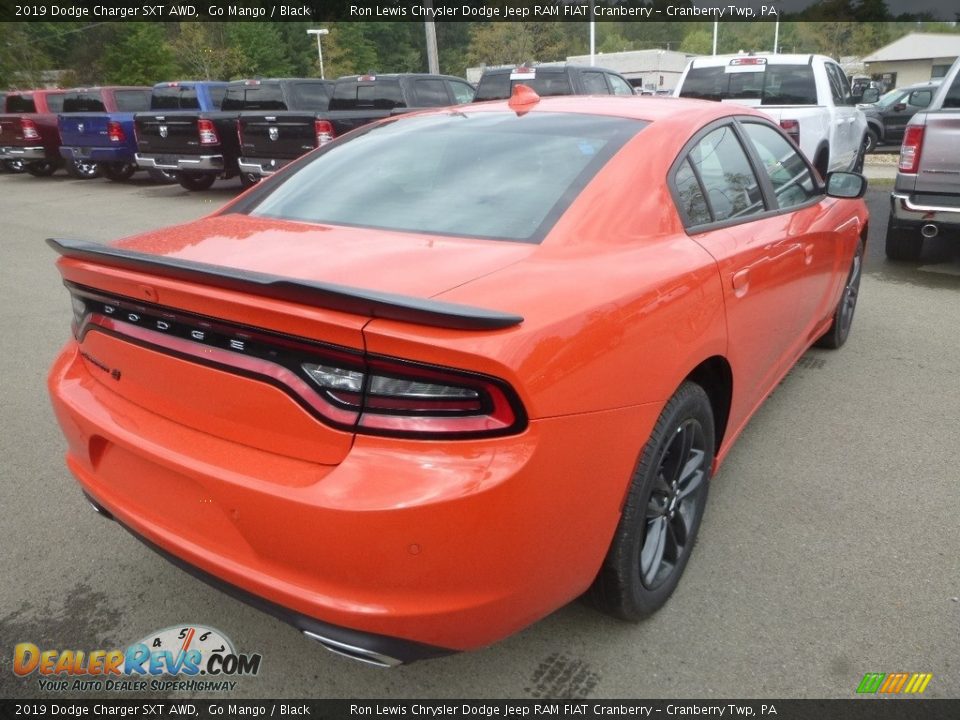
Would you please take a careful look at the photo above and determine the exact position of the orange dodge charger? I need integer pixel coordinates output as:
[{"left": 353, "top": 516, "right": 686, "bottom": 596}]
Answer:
[{"left": 48, "top": 91, "right": 868, "bottom": 666}]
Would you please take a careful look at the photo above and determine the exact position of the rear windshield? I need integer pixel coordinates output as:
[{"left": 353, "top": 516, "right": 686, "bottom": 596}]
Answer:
[
  {"left": 62, "top": 92, "right": 106, "bottom": 113},
  {"left": 248, "top": 111, "right": 643, "bottom": 243},
  {"left": 475, "top": 72, "right": 573, "bottom": 101},
  {"left": 115, "top": 89, "right": 151, "bottom": 112},
  {"left": 680, "top": 64, "right": 818, "bottom": 105},
  {"left": 222, "top": 84, "right": 287, "bottom": 111},
  {"left": 6, "top": 94, "right": 36, "bottom": 113},
  {"left": 291, "top": 82, "right": 331, "bottom": 111},
  {"left": 151, "top": 87, "right": 200, "bottom": 110},
  {"left": 329, "top": 80, "right": 405, "bottom": 111}
]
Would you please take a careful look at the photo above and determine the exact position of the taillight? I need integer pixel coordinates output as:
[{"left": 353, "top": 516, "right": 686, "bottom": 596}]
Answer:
[
  {"left": 21, "top": 118, "right": 40, "bottom": 141},
  {"left": 780, "top": 119, "right": 800, "bottom": 147},
  {"left": 67, "top": 284, "right": 526, "bottom": 440},
  {"left": 197, "top": 118, "right": 219, "bottom": 146},
  {"left": 315, "top": 119, "right": 335, "bottom": 146},
  {"left": 107, "top": 121, "right": 125, "bottom": 144},
  {"left": 899, "top": 125, "right": 924, "bottom": 174}
]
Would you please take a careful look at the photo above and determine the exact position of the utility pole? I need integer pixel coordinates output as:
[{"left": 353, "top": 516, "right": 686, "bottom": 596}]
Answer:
[{"left": 424, "top": 0, "right": 439, "bottom": 74}]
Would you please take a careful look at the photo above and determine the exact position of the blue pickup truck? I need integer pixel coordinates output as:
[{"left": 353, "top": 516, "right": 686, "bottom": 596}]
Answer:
[{"left": 58, "top": 82, "right": 226, "bottom": 182}]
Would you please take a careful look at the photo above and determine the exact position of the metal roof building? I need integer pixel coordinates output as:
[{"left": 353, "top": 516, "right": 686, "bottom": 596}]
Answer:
[{"left": 863, "top": 33, "right": 960, "bottom": 88}]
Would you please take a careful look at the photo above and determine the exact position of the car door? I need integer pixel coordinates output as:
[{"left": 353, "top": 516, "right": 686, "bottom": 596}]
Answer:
[
  {"left": 671, "top": 121, "right": 809, "bottom": 424},
  {"left": 824, "top": 62, "right": 857, "bottom": 170},
  {"left": 581, "top": 71, "right": 611, "bottom": 95},
  {"left": 885, "top": 87, "right": 935, "bottom": 143},
  {"left": 738, "top": 119, "right": 840, "bottom": 342}
]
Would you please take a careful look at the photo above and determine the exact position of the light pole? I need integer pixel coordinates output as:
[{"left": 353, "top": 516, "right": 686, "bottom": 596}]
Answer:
[{"left": 306, "top": 28, "right": 329, "bottom": 79}]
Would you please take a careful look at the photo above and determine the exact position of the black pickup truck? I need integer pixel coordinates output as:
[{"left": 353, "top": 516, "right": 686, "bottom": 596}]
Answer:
[
  {"left": 134, "top": 78, "right": 333, "bottom": 191},
  {"left": 236, "top": 73, "right": 475, "bottom": 183}
]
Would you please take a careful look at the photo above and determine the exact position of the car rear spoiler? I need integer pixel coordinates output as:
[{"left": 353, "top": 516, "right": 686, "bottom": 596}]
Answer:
[{"left": 47, "top": 238, "right": 524, "bottom": 331}]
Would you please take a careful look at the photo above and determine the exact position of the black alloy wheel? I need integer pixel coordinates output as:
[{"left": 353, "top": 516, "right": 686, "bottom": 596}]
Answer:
[
  {"left": 589, "top": 381, "right": 714, "bottom": 621},
  {"left": 816, "top": 239, "right": 864, "bottom": 349}
]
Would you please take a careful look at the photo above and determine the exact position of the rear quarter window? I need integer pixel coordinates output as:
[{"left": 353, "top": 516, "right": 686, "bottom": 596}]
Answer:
[
  {"left": 222, "top": 84, "right": 287, "bottom": 111},
  {"left": 292, "top": 82, "right": 331, "bottom": 111},
  {"left": 7, "top": 95, "right": 37, "bottom": 113},
  {"left": 474, "top": 73, "right": 510, "bottom": 102}
]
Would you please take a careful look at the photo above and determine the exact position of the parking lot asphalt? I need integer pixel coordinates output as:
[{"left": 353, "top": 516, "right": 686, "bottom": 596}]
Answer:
[{"left": 1, "top": 172, "right": 958, "bottom": 700}]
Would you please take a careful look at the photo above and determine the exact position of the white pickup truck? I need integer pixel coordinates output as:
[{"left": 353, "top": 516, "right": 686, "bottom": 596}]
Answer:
[{"left": 675, "top": 53, "right": 868, "bottom": 178}]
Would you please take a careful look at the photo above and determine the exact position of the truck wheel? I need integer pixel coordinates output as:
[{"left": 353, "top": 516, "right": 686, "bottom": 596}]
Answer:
[
  {"left": 103, "top": 163, "right": 137, "bottom": 182},
  {"left": 3, "top": 160, "right": 25, "bottom": 173},
  {"left": 25, "top": 161, "right": 59, "bottom": 177},
  {"left": 884, "top": 214, "right": 923, "bottom": 261},
  {"left": 66, "top": 160, "right": 101, "bottom": 179},
  {"left": 864, "top": 129, "right": 878, "bottom": 154},
  {"left": 814, "top": 149, "right": 829, "bottom": 180},
  {"left": 177, "top": 172, "right": 217, "bottom": 191}
]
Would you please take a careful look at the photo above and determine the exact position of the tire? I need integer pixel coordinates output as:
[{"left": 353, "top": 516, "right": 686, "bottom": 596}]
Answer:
[
  {"left": 25, "top": 160, "right": 59, "bottom": 177},
  {"left": 814, "top": 149, "right": 829, "bottom": 180},
  {"left": 66, "top": 159, "right": 101, "bottom": 179},
  {"left": 588, "top": 381, "right": 714, "bottom": 621},
  {"left": 864, "top": 129, "right": 878, "bottom": 154},
  {"left": 885, "top": 214, "right": 923, "bottom": 262},
  {"left": 102, "top": 162, "right": 137, "bottom": 182},
  {"left": 6, "top": 159, "right": 26, "bottom": 173},
  {"left": 147, "top": 168, "right": 178, "bottom": 184},
  {"left": 815, "top": 238, "right": 864, "bottom": 350},
  {"left": 852, "top": 137, "right": 866, "bottom": 174},
  {"left": 177, "top": 172, "right": 217, "bottom": 191}
]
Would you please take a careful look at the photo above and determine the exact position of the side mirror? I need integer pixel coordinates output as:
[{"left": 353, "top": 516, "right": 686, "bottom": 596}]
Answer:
[
  {"left": 860, "top": 88, "right": 880, "bottom": 104},
  {"left": 826, "top": 171, "right": 867, "bottom": 199}
]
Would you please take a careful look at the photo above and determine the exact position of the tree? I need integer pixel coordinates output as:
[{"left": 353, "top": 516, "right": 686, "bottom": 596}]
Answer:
[
  {"left": 171, "top": 22, "right": 240, "bottom": 81},
  {"left": 102, "top": 23, "right": 177, "bottom": 85},
  {"left": 225, "top": 23, "right": 295, "bottom": 78}
]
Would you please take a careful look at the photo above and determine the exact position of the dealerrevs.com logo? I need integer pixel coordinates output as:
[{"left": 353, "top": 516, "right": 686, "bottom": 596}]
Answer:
[{"left": 13, "top": 625, "right": 262, "bottom": 693}]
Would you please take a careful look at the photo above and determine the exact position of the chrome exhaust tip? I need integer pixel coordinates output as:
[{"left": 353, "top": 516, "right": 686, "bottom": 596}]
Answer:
[
  {"left": 921, "top": 223, "right": 939, "bottom": 238},
  {"left": 302, "top": 631, "right": 403, "bottom": 668}
]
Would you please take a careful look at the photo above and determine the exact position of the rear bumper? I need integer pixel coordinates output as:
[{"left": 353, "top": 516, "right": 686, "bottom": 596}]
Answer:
[
  {"left": 136, "top": 153, "right": 224, "bottom": 172},
  {"left": 61, "top": 146, "right": 131, "bottom": 164},
  {"left": 0, "top": 145, "right": 47, "bottom": 160},
  {"left": 48, "top": 341, "right": 655, "bottom": 654},
  {"left": 890, "top": 192, "right": 960, "bottom": 229},
  {"left": 238, "top": 156, "right": 290, "bottom": 177}
]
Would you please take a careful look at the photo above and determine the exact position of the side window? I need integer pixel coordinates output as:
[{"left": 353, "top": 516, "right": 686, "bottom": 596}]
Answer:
[
  {"left": 943, "top": 73, "right": 960, "bottom": 109},
  {"left": 208, "top": 87, "right": 227, "bottom": 110},
  {"left": 607, "top": 74, "right": 634, "bottom": 96},
  {"left": 180, "top": 88, "right": 201, "bottom": 110},
  {"left": 448, "top": 80, "right": 475, "bottom": 104},
  {"left": 688, "top": 125, "right": 765, "bottom": 223},
  {"left": 674, "top": 158, "right": 711, "bottom": 226},
  {"left": 581, "top": 72, "right": 610, "bottom": 95},
  {"left": 908, "top": 90, "right": 932, "bottom": 108},
  {"left": 826, "top": 63, "right": 853, "bottom": 106},
  {"left": 115, "top": 90, "right": 151, "bottom": 112},
  {"left": 741, "top": 122, "right": 818, "bottom": 210},
  {"left": 413, "top": 79, "right": 451, "bottom": 107}
]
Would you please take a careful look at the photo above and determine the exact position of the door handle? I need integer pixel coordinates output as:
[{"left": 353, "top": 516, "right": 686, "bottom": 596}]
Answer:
[
  {"left": 804, "top": 244, "right": 814, "bottom": 264},
  {"left": 732, "top": 269, "right": 750, "bottom": 296}
]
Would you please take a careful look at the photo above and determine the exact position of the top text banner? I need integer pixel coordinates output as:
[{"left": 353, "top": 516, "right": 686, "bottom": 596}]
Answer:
[{"left": 3, "top": 0, "right": 958, "bottom": 22}]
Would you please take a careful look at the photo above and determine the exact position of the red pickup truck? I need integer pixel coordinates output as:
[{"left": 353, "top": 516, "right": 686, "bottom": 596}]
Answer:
[{"left": 0, "top": 89, "right": 67, "bottom": 176}]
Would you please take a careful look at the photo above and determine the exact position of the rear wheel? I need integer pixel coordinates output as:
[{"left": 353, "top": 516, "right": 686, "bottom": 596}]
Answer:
[
  {"left": 102, "top": 162, "right": 137, "bottom": 182},
  {"left": 3, "top": 159, "right": 25, "bottom": 173},
  {"left": 25, "top": 160, "right": 59, "bottom": 177},
  {"left": 864, "top": 128, "right": 878, "bottom": 154},
  {"left": 588, "top": 382, "right": 714, "bottom": 621},
  {"left": 815, "top": 239, "right": 863, "bottom": 349},
  {"left": 814, "top": 149, "right": 829, "bottom": 180},
  {"left": 885, "top": 214, "right": 923, "bottom": 261},
  {"left": 177, "top": 172, "right": 217, "bottom": 191},
  {"left": 66, "top": 159, "right": 101, "bottom": 179}
]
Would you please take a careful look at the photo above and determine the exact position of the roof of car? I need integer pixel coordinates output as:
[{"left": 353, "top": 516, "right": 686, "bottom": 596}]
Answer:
[{"left": 481, "top": 64, "right": 623, "bottom": 75}]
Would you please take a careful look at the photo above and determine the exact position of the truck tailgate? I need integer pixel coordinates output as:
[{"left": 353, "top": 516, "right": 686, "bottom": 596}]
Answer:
[
  {"left": 239, "top": 113, "right": 318, "bottom": 159},
  {"left": 135, "top": 113, "right": 202, "bottom": 154},
  {"left": 914, "top": 112, "right": 960, "bottom": 194},
  {"left": 59, "top": 114, "right": 110, "bottom": 147}
]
